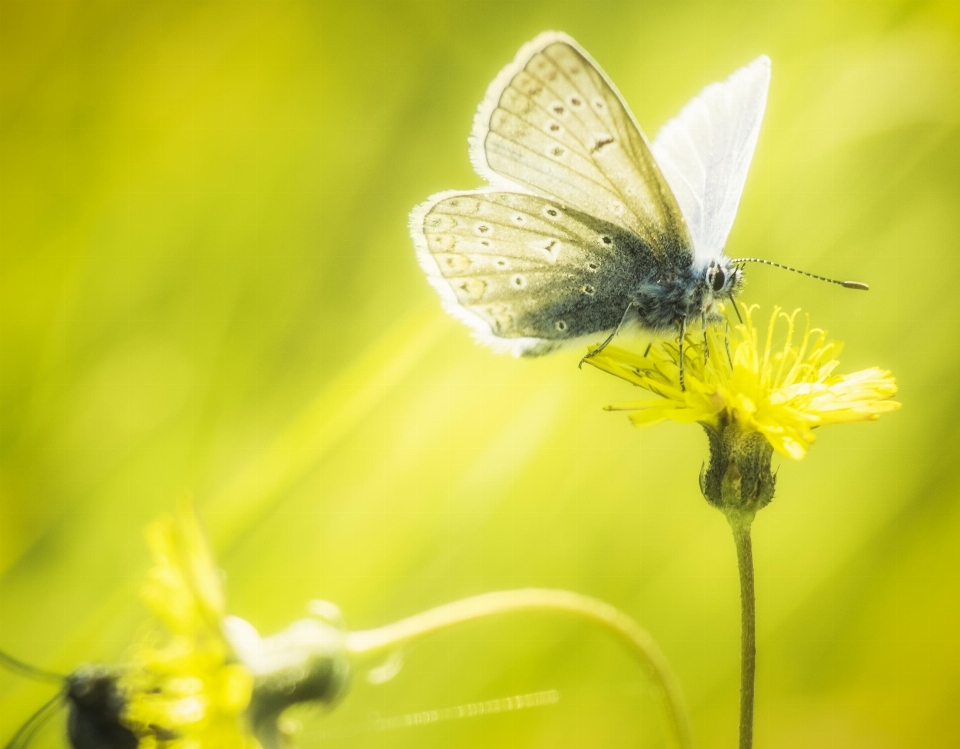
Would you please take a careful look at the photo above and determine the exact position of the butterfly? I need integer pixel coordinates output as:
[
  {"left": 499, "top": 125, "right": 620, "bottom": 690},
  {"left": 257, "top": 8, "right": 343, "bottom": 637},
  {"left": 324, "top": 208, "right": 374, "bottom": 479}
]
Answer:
[{"left": 411, "top": 32, "right": 808, "bottom": 376}]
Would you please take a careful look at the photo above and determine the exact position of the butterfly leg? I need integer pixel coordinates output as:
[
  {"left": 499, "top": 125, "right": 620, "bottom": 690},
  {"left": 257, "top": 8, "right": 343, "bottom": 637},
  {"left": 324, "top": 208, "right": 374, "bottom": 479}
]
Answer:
[
  {"left": 728, "top": 293, "right": 743, "bottom": 323},
  {"left": 725, "top": 321, "right": 734, "bottom": 368},
  {"left": 580, "top": 301, "right": 636, "bottom": 368},
  {"left": 701, "top": 311, "right": 710, "bottom": 364},
  {"left": 643, "top": 343, "right": 652, "bottom": 357},
  {"left": 678, "top": 315, "right": 687, "bottom": 392}
]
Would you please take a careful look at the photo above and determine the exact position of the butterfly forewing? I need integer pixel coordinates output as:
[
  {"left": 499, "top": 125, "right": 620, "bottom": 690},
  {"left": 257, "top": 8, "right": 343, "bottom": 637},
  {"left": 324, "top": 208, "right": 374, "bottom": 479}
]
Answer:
[
  {"left": 470, "top": 33, "right": 692, "bottom": 267},
  {"left": 651, "top": 56, "right": 770, "bottom": 267},
  {"left": 414, "top": 190, "right": 655, "bottom": 354}
]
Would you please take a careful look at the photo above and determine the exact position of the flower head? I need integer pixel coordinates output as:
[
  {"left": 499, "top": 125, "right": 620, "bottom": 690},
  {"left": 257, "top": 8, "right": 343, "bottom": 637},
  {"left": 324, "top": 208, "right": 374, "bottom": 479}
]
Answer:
[
  {"left": 121, "top": 499, "right": 258, "bottom": 748},
  {"left": 118, "top": 501, "right": 352, "bottom": 749},
  {"left": 585, "top": 304, "right": 900, "bottom": 514},
  {"left": 587, "top": 304, "right": 900, "bottom": 459}
]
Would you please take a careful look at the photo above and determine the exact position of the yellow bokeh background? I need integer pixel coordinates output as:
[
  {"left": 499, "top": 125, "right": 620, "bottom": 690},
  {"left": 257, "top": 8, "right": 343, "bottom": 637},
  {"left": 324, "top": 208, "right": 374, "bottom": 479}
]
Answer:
[{"left": 2, "top": 1, "right": 958, "bottom": 747}]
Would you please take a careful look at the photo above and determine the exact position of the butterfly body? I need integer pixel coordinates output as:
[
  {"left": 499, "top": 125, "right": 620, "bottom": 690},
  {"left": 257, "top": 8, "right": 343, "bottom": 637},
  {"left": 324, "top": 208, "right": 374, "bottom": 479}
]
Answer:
[
  {"left": 411, "top": 32, "right": 768, "bottom": 356},
  {"left": 634, "top": 261, "right": 733, "bottom": 332}
]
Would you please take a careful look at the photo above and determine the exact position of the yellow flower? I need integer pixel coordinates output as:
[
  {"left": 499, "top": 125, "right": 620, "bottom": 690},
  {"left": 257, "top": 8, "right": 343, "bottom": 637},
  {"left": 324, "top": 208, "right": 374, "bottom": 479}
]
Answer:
[
  {"left": 586, "top": 304, "right": 900, "bottom": 460},
  {"left": 121, "top": 499, "right": 258, "bottom": 749}
]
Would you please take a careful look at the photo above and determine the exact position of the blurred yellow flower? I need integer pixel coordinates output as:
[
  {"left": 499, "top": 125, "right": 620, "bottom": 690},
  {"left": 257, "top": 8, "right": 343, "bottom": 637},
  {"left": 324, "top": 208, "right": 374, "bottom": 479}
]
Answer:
[
  {"left": 586, "top": 304, "right": 900, "bottom": 460},
  {"left": 121, "top": 500, "right": 258, "bottom": 749}
]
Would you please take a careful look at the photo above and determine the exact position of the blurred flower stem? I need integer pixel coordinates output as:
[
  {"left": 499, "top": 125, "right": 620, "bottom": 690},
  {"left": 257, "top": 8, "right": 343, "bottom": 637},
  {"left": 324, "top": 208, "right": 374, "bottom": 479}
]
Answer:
[
  {"left": 126, "top": 504, "right": 693, "bottom": 747},
  {"left": 345, "top": 588, "right": 694, "bottom": 749}
]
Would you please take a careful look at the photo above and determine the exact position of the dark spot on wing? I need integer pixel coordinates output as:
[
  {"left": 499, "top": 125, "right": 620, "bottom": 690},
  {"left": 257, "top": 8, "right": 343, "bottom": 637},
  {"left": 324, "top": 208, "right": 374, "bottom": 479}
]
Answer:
[{"left": 591, "top": 137, "right": 615, "bottom": 153}]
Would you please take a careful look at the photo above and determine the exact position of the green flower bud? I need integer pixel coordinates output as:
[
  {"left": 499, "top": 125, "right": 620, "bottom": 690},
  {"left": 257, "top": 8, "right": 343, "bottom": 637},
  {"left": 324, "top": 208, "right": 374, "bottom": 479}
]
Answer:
[{"left": 699, "top": 417, "right": 776, "bottom": 518}]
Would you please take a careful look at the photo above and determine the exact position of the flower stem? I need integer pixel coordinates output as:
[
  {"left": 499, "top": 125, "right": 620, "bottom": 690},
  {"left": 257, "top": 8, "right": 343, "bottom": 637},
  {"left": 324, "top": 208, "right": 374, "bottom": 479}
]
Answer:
[
  {"left": 728, "top": 515, "right": 756, "bottom": 749},
  {"left": 344, "top": 588, "right": 694, "bottom": 749}
]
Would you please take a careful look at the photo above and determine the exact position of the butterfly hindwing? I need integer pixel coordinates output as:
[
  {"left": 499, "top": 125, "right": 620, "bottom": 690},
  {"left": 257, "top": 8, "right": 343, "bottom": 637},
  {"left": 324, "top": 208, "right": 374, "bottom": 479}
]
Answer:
[
  {"left": 412, "top": 190, "right": 657, "bottom": 355},
  {"left": 469, "top": 32, "right": 693, "bottom": 269}
]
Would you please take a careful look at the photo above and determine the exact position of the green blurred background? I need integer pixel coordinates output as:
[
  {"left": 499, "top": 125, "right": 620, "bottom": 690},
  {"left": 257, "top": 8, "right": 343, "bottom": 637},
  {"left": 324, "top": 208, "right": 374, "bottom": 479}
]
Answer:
[{"left": 2, "top": 1, "right": 958, "bottom": 746}]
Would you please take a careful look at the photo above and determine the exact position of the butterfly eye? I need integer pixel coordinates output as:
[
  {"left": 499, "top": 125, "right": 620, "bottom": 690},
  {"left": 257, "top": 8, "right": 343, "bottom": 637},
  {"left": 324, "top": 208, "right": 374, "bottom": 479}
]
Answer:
[{"left": 711, "top": 267, "right": 726, "bottom": 292}]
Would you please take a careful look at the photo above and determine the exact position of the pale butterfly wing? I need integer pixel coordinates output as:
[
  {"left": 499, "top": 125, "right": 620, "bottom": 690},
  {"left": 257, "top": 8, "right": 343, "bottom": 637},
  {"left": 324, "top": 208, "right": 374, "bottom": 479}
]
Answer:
[
  {"left": 651, "top": 56, "right": 770, "bottom": 269},
  {"left": 469, "top": 31, "right": 693, "bottom": 268},
  {"left": 411, "top": 190, "right": 660, "bottom": 356}
]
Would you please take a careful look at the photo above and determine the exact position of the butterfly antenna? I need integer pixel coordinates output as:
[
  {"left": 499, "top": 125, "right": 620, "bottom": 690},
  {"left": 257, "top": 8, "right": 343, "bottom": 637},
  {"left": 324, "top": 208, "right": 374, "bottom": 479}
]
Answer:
[
  {"left": 4, "top": 690, "right": 64, "bottom": 749},
  {"left": 732, "top": 258, "right": 868, "bottom": 290},
  {"left": 0, "top": 651, "right": 65, "bottom": 684}
]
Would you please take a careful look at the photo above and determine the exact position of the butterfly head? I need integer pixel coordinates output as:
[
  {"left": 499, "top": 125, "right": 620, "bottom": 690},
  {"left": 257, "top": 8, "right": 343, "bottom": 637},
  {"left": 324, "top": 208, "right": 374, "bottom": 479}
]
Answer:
[{"left": 705, "top": 259, "right": 744, "bottom": 305}]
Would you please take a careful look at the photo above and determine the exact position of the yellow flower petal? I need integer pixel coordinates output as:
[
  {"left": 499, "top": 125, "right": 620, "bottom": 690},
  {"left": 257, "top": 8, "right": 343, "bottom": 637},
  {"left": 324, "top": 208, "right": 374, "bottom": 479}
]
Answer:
[
  {"left": 121, "top": 501, "right": 259, "bottom": 748},
  {"left": 586, "top": 304, "right": 900, "bottom": 460}
]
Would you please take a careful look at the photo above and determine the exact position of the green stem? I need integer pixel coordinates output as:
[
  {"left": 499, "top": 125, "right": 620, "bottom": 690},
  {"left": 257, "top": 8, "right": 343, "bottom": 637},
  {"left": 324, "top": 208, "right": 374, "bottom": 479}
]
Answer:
[
  {"left": 344, "top": 588, "right": 694, "bottom": 749},
  {"left": 728, "top": 516, "right": 756, "bottom": 749}
]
